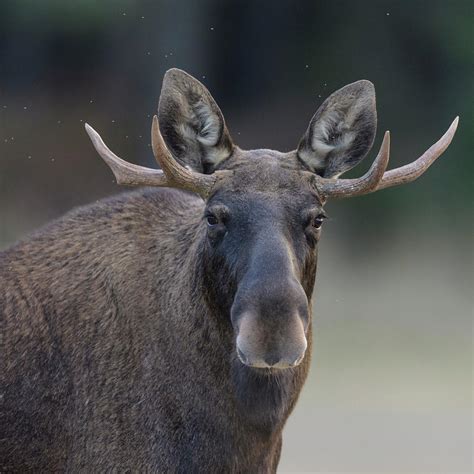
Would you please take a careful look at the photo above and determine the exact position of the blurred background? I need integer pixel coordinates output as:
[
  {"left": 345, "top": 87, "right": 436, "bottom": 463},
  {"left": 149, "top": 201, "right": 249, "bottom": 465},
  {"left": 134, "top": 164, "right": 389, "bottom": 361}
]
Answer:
[{"left": 0, "top": 0, "right": 472, "bottom": 472}]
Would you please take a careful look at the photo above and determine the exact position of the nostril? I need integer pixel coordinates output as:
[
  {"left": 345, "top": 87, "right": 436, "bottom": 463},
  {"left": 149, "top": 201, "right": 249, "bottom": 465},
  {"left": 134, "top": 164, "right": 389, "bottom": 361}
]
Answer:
[
  {"left": 263, "top": 353, "right": 281, "bottom": 367},
  {"left": 291, "top": 354, "right": 305, "bottom": 367},
  {"left": 236, "top": 347, "right": 248, "bottom": 364}
]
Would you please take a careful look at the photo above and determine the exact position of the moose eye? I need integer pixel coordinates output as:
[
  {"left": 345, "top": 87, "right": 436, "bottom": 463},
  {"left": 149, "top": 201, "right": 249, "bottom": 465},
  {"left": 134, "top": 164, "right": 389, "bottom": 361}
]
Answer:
[
  {"left": 206, "top": 215, "right": 219, "bottom": 227},
  {"left": 312, "top": 214, "right": 326, "bottom": 229},
  {"left": 205, "top": 205, "right": 229, "bottom": 233}
]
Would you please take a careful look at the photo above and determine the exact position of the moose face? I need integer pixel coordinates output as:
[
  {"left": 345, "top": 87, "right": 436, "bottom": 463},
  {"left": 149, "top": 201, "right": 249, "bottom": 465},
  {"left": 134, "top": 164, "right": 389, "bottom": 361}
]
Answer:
[
  {"left": 203, "top": 152, "right": 324, "bottom": 369},
  {"left": 155, "top": 69, "right": 378, "bottom": 370},
  {"left": 86, "top": 68, "right": 458, "bottom": 371}
]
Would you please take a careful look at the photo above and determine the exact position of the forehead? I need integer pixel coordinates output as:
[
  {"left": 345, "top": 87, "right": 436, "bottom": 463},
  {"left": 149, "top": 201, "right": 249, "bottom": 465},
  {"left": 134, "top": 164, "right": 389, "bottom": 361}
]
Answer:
[{"left": 211, "top": 148, "right": 322, "bottom": 207}]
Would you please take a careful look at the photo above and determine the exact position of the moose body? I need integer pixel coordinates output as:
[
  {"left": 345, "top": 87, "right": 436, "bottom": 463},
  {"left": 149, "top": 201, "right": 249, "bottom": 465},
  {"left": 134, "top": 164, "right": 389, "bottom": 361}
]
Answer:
[
  {"left": 1, "top": 186, "right": 307, "bottom": 472},
  {"left": 0, "top": 69, "right": 457, "bottom": 472}
]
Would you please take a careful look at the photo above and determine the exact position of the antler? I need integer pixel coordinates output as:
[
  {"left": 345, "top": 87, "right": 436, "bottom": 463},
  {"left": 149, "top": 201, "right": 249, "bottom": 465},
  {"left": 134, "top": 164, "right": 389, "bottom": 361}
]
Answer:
[
  {"left": 86, "top": 114, "right": 459, "bottom": 200},
  {"left": 85, "top": 115, "right": 221, "bottom": 198},
  {"left": 316, "top": 117, "right": 459, "bottom": 198},
  {"left": 316, "top": 131, "right": 391, "bottom": 198},
  {"left": 374, "top": 116, "right": 459, "bottom": 191}
]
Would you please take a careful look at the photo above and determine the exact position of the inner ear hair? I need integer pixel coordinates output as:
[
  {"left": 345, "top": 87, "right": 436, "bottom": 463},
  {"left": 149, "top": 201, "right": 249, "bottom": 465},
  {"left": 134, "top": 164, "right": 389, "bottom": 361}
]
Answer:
[
  {"left": 297, "top": 80, "right": 377, "bottom": 178},
  {"left": 194, "top": 100, "right": 222, "bottom": 147},
  {"left": 158, "top": 69, "right": 234, "bottom": 173},
  {"left": 306, "top": 107, "right": 356, "bottom": 175}
]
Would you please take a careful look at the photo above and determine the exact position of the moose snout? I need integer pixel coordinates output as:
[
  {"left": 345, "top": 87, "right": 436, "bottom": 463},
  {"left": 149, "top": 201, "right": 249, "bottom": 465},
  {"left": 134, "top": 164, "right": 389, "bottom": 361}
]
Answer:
[
  {"left": 230, "top": 235, "right": 311, "bottom": 370},
  {"left": 236, "top": 328, "right": 307, "bottom": 369},
  {"left": 232, "top": 277, "right": 309, "bottom": 370}
]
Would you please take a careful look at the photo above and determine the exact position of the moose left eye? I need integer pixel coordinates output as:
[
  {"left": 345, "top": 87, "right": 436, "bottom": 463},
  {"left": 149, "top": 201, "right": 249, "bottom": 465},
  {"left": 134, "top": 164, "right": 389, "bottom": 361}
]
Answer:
[{"left": 313, "top": 215, "right": 325, "bottom": 229}]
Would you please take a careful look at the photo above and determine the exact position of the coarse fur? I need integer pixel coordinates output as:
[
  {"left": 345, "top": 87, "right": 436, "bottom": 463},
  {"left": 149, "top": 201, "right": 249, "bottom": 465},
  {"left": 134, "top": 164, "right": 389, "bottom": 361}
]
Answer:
[
  {"left": 0, "top": 69, "right": 378, "bottom": 472},
  {"left": 0, "top": 183, "right": 310, "bottom": 472}
]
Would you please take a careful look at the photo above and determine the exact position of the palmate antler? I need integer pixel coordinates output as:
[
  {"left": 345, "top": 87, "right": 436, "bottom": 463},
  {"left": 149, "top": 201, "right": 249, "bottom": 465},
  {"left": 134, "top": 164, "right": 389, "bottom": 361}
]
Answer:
[{"left": 85, "top": 115, "right": 459, "bottom": 199}]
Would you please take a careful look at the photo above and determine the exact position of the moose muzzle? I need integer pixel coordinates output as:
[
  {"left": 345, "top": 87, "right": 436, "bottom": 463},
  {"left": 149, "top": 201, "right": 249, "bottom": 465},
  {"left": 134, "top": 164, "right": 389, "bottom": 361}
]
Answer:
[{"left": 231, "top": 273, "right": 309, "bottom": 370}]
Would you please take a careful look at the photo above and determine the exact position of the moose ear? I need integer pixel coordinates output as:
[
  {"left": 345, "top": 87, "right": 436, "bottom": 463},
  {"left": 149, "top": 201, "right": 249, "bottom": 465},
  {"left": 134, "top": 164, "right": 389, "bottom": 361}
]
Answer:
[
  {"left": 297, "top": 80, "right": 377, "bottom": 178},
  {"left": 158, "top": 68, "right": 234, "bottom": 173}
]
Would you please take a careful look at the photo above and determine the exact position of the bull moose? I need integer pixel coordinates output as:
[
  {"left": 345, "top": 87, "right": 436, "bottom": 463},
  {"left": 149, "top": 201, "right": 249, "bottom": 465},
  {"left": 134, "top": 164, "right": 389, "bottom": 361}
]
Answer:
[{"left": 0, "top": 68, "right": 458, "bottom": 472}]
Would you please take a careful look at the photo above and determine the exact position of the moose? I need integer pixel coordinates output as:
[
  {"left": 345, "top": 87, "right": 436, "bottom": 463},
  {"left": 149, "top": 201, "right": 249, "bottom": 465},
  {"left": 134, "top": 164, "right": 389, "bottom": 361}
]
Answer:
[{"left": 0, "top": 68, "right": 458, "bottom": 472}]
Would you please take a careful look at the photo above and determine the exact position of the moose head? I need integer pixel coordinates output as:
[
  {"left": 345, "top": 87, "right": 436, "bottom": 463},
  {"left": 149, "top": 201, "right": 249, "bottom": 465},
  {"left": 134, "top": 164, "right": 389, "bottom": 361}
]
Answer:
[{"left": 86, "top": 68, "right": 458, "bottom": 371}]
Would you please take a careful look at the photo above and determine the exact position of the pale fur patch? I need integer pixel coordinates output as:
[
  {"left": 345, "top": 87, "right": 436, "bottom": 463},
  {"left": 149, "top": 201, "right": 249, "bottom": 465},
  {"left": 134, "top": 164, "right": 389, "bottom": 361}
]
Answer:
[
  {"left": 177, "top": 100, "right": 230, "bottom": 167},
  {"left": 298, "top": 81, "right": 375, "bottom": 176},
  {"left": 194, "top": 101, "right": 221, "bottom": 147},
  {"left": 303, "top": 107, "right": 357, "bottom": 172}
]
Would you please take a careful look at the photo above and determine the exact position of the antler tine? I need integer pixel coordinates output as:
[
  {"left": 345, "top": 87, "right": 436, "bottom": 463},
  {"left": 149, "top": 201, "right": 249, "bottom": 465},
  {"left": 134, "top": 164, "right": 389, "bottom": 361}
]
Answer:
[
  {"left": 316, "top": 116, "right": 458, "bottom": 199},
  {"left": 85, "top": 123, "right": 168, "bottom": 187},
  {"left": 375, "top": 116, "right": 459, "bottom": 191},
  {"left": 151, "top": 115, "right": 218, "bottom": 197},
  {"left": 317, "top": 131, "right": 391, "bottom": 198},
  {"left": 85, "top": 118, "right": 222, "bottom": 197}
]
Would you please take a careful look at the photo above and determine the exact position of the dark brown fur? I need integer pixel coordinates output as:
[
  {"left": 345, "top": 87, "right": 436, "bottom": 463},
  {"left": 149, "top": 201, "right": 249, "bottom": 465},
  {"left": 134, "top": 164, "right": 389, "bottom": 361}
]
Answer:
[
  {"left": 1, "top": 182, "right": 310, "bottom": 472},
  {"left": 0, "top": 69, "right": 379, "bottom": 472}
]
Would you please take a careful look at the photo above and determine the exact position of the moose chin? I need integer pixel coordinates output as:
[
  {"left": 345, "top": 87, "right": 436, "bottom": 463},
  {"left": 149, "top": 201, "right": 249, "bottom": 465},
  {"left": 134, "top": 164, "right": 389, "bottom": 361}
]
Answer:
[{"left": 0, "top": 68, "right": 458, "bottom": 472}]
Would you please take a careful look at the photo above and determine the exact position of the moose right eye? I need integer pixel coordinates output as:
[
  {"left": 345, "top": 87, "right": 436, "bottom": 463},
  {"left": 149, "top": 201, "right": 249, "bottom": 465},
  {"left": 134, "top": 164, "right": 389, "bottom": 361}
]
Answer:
[{"left": 206, "top": 215, "right": 219, "bottom": 226}]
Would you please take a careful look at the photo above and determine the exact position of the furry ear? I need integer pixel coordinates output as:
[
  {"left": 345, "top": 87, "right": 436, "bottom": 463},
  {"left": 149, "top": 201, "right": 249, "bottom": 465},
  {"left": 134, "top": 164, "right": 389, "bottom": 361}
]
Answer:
[
  {"left": 297, "top": 80, "right": 377, "bottom": 178},
  {"left": 158, "top": 68, "right": 234, "bottom": 173}
]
